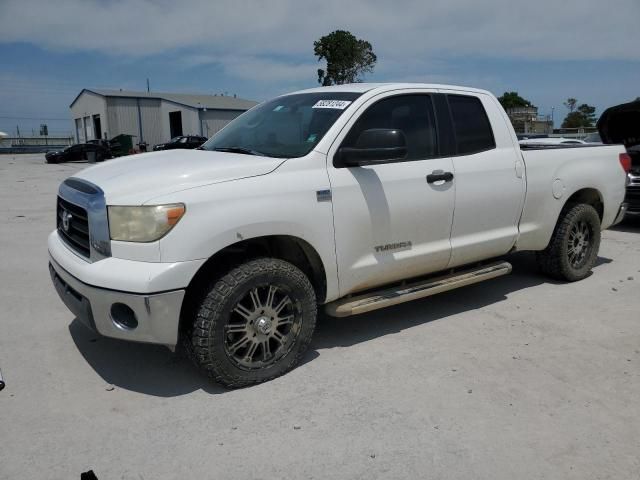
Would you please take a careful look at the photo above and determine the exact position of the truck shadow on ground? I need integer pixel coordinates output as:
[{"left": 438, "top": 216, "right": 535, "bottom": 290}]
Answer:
[
  {"left": 69, "top": 251, "right": 612, "bottom": 397},
  {"left": 69, "top": 321, "right": 229, "bottom": 396},
  {"left": 312, "top": 252, "right": 611, "bottom": 350},
  {"left": 609, "top": 216, "right": 640, "bottom": 233}
]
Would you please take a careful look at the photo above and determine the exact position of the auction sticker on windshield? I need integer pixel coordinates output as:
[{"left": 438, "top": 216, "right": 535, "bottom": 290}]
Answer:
[{"left": 312, "top": 100, "right": 352, "bottom": 109}]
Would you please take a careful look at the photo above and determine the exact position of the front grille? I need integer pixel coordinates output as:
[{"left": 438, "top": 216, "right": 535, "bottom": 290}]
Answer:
[{"left": 57, "top": 196, "right": 91, "bottom": 258}]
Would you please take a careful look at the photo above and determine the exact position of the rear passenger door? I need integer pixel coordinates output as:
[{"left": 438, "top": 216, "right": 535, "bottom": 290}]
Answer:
[{"left": 438, "top": 92, "right": 526, "bottom": 267}]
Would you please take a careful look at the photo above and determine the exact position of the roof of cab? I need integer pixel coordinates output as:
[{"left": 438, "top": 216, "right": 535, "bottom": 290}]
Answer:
[{"left": 288, "top": 82, "right": 493, "bottom": 97}]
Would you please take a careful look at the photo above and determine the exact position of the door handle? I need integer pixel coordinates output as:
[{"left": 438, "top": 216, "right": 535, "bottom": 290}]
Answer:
[{"left": 426, "top": 171, "right": 454, "bottom": 184}]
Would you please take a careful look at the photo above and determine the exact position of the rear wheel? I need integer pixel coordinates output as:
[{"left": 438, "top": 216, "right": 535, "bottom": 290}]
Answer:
[
  {"left": 537, "top": 203, "right": 601, "bottom": 281},
  {"left": 187, "top": 258, "right": 317, "bottom": 388}
]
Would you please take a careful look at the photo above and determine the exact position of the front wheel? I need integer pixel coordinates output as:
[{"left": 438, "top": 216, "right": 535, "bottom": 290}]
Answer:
[
  {"left": 537, "top": 203, "right": 601, "bottom": 281},
  {"left": 187, "top": 258, "right": 317, "bottom": 388}
]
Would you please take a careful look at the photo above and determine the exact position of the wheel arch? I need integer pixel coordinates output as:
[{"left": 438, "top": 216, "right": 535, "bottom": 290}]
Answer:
[
  {"left": 537, "top": 187, "right": 604, "bottom": 253},
  {"left": 563, "top": 187, "right": 604, "bottom": 222},
  {"left": 179, "top": 235, "right": 328, "bottom": 338}
]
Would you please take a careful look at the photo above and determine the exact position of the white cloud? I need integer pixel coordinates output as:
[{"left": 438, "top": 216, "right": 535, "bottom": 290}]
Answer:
[
  {"left": 1, "top": 0, "right": 638, "bottom": 62},
  {"left": 181, "top": 54, "right": 317, "bottom": 83}
]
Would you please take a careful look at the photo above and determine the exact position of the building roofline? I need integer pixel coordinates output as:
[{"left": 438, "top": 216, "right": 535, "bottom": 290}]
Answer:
[
  {"left": 70, "top": 88, "right": 257, "bottom": 110},
  {"left": 69, "top": 88, "right": 101, "bottom": 108}
]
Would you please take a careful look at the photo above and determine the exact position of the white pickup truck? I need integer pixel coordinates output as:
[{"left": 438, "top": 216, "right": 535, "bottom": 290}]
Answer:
[{"left": 49, "top": 83, "right": 629, "bottom": 387}]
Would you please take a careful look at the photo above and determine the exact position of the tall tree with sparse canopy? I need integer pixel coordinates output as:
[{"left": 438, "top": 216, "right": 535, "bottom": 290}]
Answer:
[
  {"left": 561, "top": 100, "right": 597, "bottom": 128},
  {"left": 497, "top": 92, "right": 535, "bottom": 109},
  {"left": 564, "top": 98, "right": 577, "bottom": 113},
  {"left": 314, "top": 30, "right": 377, "bottom": 86}
]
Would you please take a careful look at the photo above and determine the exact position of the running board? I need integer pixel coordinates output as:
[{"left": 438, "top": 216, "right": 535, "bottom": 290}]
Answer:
[{"left": 325, "top": 261, "right": 512, "bottom": 317}]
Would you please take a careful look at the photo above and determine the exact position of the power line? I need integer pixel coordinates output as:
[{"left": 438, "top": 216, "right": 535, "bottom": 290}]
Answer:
[{"left": 0, "top": 115, "right": 69, "bottom": 121}]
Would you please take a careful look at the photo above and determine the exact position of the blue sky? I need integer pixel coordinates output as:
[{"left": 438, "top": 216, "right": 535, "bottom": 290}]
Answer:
[{"left": 1, "top": 0, "right": 639, "bottom": 136}]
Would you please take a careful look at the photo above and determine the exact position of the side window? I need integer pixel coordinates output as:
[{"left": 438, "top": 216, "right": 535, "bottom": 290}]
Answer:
[
  {"left": 448, "top": 95, "right": 496, "bottom": 155},
  {"left": 342, "top": 94, "right": 437, "bottom": 161}
]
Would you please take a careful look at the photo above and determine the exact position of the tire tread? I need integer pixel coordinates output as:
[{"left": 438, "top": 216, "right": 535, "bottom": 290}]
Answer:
[
  {"left": 537, "top": 203, "right": 601, "bottom": 281},
  {"left": 186, "top": 258, "right": 316, "bottom": 388}
]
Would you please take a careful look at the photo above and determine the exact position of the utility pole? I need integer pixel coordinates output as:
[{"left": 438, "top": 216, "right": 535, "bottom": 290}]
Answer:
[
  {"left": 16, "top": 125, "right": 20, "bottom": 137},
  {"left": 146, "top": 78, "right": 150, "bottom": 93}
]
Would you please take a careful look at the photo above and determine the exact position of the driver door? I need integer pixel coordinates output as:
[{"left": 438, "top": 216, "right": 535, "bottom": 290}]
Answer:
[{"left": 327, "top": 92, "right": 456, "bottom": 296}]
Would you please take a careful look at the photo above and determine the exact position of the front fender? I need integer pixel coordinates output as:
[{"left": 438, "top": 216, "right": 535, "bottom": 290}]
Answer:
[{"left": 156, "top": 153, "right": 339, "bottom": 300}]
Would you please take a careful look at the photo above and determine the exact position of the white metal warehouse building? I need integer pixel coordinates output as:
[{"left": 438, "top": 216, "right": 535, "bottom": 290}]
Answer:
[{"left": 69, "top": 89, "right": 258, "bottom": 148}]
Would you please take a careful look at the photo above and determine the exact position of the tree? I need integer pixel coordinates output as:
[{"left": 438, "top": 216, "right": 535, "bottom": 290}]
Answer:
[
  {"left": 577, "top": 104, "right": 596, "bottom": 125},
  {"left": 563, "top": 98, "right": 577, "bottom": 113},
  {"left": 497, "top": 92, "right": 534, "bottom": 110},
  {"left": 314, "top": 30, "right": 377, "bottom": 86},
  {"left": 561, "top": 101, "right": 597, "bottom": 128}
]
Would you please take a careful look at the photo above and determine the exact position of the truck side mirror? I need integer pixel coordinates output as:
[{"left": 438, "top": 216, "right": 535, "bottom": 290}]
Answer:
[{"left": 336, "top": 128, "right": 408, "bottom": 167}]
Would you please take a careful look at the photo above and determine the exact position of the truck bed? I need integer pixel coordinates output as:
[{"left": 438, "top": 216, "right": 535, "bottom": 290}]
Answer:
[
  {"left": 519, "top": 143, "right": 611, "bottom": 151},
  {"left": 515, "top": 144, "right": 626, "bottom": 251}
]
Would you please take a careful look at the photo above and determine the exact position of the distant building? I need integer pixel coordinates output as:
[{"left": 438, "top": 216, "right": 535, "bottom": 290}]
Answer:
[
  {"left": 505, "top": 106, "right": 553, "bottom": 135},
  {"left": 69, "top": 89, "right": 258, "bottom": 147}
]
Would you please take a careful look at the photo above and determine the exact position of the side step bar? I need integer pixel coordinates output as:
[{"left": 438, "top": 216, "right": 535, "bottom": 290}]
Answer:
[{"left": 325, "top": 261, "right": 512, "bottom": 317}]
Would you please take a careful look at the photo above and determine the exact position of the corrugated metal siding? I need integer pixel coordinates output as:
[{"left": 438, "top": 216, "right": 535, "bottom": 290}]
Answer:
[
  {"left": 71, "top": 91, "right": 109, "bottom": 141},
  {"left": 75, "top": 118, "right": 84, "bottom": 143},
  {"left": 200, "top": 109, "right": 243, "bottom": 137},
  {"left": 139, "top": 98, "right": 162, "bottom": 147},
  {"left": 107, "top": 97, "right": 140, "bottom": 141},
  {"left": 158, "top": 101, "right": 199, "bottom": 142},
  {"left": 84, "top": 116, "right": 94, "bottom": 140}
]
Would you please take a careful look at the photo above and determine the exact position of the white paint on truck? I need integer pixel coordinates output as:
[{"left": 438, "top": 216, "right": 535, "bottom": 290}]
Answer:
[{"left": 48, "top": 83, "right": 628, "bottom": 385}]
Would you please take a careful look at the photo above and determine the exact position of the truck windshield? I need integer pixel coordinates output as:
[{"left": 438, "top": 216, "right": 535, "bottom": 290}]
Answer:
[{"left": 202, "top": 92, "right": 361, "bottom": 158}]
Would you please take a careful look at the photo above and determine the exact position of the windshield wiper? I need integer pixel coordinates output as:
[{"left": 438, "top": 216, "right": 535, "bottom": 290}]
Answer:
[{"left": 211, "top": 146, "right": 264, "bottom": 156}]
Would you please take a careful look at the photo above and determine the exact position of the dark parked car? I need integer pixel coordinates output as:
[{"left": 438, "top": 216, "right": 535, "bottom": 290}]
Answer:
[
  {"left": 45, "top": 142, "right": 112, "bottom": 164},
  {"left": 153, "top": 135, "right": 207, "bottom": 151},
  {"left": 598, "top": 100, "right": 640, "bottom": 217}
]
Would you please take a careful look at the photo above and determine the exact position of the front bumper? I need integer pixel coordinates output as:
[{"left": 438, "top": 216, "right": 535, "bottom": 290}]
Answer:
[
  {"left": 49, "top": 256, "right": 185, "bottom": 347},
  {"left": 612, "top": 202, "right": 629, "bottom": 225},
  {"left": 48, "top": 230, "right": 205, "bottom": 348},
  {"left": 626, "top": 174, "right": 640, "bottom": 216}
]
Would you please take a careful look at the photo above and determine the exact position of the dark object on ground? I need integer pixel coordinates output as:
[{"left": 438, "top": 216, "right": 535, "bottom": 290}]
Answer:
[
  {"left": 80, "top": 471, "right": 98, "bottom": 480},
  {"left": 0, "top": 367, "right": 4, "bottom": 391},
  {"left": 153, "top": 135, "right": 207, "bottom": 151},
  {"left": 108, "top": 134, "right": 135, "bottom": 157}
]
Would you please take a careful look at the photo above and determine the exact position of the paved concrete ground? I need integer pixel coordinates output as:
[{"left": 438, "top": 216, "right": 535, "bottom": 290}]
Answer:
[{"left": 1, "top": 153, "right": 639, "bottom": 479}]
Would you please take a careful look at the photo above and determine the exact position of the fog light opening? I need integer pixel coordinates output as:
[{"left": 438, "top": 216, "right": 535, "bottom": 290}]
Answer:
[{"left": 110, "top": 303, "right": 138, "bottom": 330}]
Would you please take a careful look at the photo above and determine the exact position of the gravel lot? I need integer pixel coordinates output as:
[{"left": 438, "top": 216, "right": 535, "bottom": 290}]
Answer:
[{"left": 1, "top": 153, "right": 639, "bottom": 479}]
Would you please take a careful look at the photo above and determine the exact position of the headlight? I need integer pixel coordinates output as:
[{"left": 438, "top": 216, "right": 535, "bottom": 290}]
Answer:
[{"left": 108, "top": 204, "right": 185, "bottom": 242}]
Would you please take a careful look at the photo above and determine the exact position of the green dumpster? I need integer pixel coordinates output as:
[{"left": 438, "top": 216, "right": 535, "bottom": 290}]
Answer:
[{"left": 108, "top": 134, "right": 136, "bottom": 157}]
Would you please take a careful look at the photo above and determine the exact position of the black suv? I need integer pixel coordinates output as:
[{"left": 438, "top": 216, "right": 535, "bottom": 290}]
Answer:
[{"left": 153, "top": 135, "right": 207, "bottom": 151}]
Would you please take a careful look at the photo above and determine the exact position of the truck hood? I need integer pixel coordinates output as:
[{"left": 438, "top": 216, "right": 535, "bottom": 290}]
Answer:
[
  {"left": 597, "top": 100, "right": 640, "bottom": 149},
  {"left": 72, "top": 149, "right": 286, "bottom": 204}
]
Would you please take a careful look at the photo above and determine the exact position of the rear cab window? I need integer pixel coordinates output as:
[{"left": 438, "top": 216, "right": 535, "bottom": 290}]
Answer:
[{"left": 447, "top": 95, "right": 496, "bottom": 155}]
